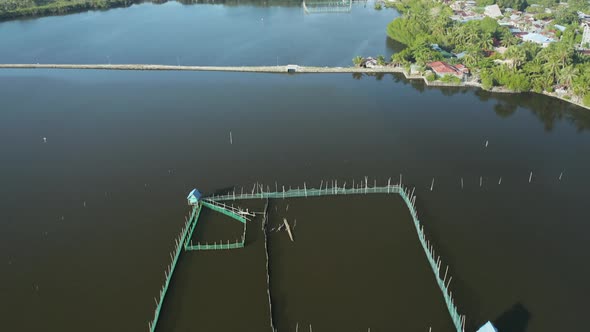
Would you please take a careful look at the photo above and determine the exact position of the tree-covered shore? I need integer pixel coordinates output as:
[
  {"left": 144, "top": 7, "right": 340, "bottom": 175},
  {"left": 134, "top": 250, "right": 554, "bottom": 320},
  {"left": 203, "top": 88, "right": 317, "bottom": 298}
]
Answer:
[
  {"left": 0, "top": 0, "right": 302, "bottom": 20},
  {"left": 385, "top": 0, "right": 590, "bottom": 107}
]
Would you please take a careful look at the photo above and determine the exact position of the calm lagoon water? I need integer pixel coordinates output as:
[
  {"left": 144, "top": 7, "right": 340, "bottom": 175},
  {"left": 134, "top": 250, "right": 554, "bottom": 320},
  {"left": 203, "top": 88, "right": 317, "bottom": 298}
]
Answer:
[{"left": 0, "top": 2, "right": 589, "bottom": 332}]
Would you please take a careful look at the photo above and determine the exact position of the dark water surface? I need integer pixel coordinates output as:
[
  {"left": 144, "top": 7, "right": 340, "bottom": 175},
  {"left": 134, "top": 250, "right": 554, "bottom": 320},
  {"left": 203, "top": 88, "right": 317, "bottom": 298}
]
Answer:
[
  {"left": 0, "top": 69, "right": 589, "bottom": 332},
  {"left": 265, "top": 196, "right": 455, "bottom": 332},
  {"left": 0, "top": 1, "right": 399, "bottom": 66},
  {"left": 1, "top": 3, "right": 590, "bottom": 331}
]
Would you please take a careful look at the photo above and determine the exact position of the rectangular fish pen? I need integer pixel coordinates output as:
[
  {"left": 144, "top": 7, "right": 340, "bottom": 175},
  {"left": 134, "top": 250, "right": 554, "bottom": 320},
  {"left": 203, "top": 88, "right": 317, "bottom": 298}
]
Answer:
[{"left": 147, "top": 180, "right": 468, "bottom": 332}]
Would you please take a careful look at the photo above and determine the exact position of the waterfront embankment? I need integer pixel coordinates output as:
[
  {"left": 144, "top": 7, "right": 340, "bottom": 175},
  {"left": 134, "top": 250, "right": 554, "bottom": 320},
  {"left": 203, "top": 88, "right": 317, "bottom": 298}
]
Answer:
[{"left": 1, "top": 63, "right": 587, "bottom": 110}]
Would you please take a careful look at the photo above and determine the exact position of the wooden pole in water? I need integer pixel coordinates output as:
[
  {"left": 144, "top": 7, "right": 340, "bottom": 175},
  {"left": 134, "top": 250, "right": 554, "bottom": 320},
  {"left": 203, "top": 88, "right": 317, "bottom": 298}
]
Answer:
[
  {"left": 443, "top": 266, "right": 449, "bottom": 283},
  {"left": 480, "top": 176, "right": 482, "bottom": 187},
  {"left": 461, "top": 177, "right": 464, "bottom": 189},
  {"left": 400, "top": 173, "right": 402, "bottom": 186},
  {"left": 430, "top": 178, "right": 435, "bottom": 191},
  {"left": 446, "top": 276, "right": 453, "bottom": 289},
  {"left": 559, "top": 171, "right": 563, "bottom": 181},
  {"left": 229, "top": 131, "right": 232, "bottom": 144},
  {"left": 304, "top": 182, "right": 307, "bottom": 197},
  {"left": 529, "top": 171, "right": 533, "bottom": 183},
  {"left": 498, "top": 177, "right": 502, "bottom": 185},
  {"left": 310, "top": 324, "right": 312, "bottom": 332}
]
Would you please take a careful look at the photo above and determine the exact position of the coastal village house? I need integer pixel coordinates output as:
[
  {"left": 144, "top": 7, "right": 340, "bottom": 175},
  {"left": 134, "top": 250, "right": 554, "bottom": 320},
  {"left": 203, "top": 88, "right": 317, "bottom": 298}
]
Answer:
[
  {"left": 360, "top": 57, "right": 378, "bottom": 68},
  {"left": 427, "top": 61, "right": 469, "bottom": 79},
  {"left": 522, "top": 33, "right": 555, "bottom": 47}
]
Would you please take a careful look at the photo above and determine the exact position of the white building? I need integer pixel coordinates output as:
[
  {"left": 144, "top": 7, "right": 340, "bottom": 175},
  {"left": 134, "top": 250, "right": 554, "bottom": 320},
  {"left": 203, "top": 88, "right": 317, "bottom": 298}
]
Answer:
[
  {"left": 582, "top": 23, "right": 590, "bottom": 49},
  {"left": 484, "top": 4, "right": 502, "bottom": 18}
]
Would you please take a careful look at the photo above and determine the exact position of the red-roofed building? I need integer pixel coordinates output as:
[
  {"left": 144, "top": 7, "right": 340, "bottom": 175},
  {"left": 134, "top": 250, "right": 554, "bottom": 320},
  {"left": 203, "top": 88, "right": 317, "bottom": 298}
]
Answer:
[{"left": 427, "top": 61, "right": 468, "bottom": 79}]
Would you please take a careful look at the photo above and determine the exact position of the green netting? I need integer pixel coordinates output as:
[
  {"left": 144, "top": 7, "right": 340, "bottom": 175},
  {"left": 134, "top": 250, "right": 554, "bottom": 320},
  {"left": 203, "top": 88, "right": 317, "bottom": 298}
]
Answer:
[
  {"left": 201, "top": 201, "right": 247, "bottom": 223},
  {"left": 149, "top": 205, "right": 199, "bottom": 332},
  {"left": 186, "top": 241, "right": 245, "bottom": 251}
]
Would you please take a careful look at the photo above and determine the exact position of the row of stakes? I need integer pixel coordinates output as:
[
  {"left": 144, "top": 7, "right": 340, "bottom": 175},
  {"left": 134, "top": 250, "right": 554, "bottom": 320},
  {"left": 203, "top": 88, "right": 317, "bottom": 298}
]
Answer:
[
  {"left": 188, "top": 235, "right": 245, "bottom": 249},
  {"left": 208, "top": 170, "right": 566, "bottom": 202},
  {"left": 147, "top": 209, "right": 194, "bottom": 332},
  {"left": 262, "top": 199, "right": 276, "bottom": 332},
  {"left": 399, "top": 184, "right": 466, "bottom": 332}
]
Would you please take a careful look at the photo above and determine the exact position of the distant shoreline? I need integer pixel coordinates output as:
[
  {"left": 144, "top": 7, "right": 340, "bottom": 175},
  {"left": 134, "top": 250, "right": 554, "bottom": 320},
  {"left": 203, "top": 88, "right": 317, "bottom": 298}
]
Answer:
[
  {"left": 0, "top": 0, "right": 304, "bottom": 21},
  {"left": 1, "top": 63, "right": 588, "bottom": 110}
]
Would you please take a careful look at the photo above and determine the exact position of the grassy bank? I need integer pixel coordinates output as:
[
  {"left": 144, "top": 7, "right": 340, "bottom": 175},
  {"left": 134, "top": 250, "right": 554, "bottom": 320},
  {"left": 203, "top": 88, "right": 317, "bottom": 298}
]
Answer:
[
  {"left": 0, "top": 0, "right": 304, "bottom": 20},
  {"left": 0, "top": 0, "right": 145, "bottom": 20}
]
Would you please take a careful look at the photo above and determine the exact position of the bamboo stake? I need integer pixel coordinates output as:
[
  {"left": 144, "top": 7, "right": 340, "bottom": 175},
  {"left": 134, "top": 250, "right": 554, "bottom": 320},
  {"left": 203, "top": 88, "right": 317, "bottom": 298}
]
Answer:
[
  {"left": 529, "top": 171, "right": 533, "bottom": 183},
  {"left": 430, "top": 177, "right": 435, "bottom": 191}
]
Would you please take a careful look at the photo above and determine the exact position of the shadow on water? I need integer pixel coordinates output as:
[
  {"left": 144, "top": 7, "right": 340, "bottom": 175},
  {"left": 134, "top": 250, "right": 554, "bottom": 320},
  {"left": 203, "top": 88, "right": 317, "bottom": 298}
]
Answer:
[
  {"left": 353, "top": 73, "right": 590, "bottom": 132},
  {"left": 493, "top": 303, "right": 531, "bottom": 332}
]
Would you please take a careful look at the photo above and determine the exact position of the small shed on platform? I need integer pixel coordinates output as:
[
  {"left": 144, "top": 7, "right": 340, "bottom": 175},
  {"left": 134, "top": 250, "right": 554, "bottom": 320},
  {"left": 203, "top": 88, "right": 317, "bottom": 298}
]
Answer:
[
  {"left": 187, "top": 189, "right": 202, "bottom": 205},
  {"left": 286, "top": 64, "right": 298, "bottom": 73}
]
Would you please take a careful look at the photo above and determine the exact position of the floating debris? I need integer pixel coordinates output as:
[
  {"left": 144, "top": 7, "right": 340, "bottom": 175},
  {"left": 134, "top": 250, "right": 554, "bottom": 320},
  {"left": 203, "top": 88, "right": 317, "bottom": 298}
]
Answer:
[{"left": 283, "top": 218, "right": 294, "bottom": 242}]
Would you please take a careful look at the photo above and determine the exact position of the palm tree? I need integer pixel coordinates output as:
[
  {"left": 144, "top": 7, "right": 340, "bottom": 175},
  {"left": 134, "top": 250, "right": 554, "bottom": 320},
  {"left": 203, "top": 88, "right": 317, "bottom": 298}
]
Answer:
[
  {"left": 558, "top": 65, "right": 578, "bottom": 88},
  {"left": 500, "top": 34, "right": 519, "bottom": 47},
  {"left": 542, "top": 57, "right": 561, "bottom": 83},
  {"left": 352, "top": 56, "right": 363, "bottom": 67},
  {"left": 479, "top": 33, "right": 494, "bottom": 50},
  {"left": 504, "top": 46, "right": 526, "bottom": 70}
]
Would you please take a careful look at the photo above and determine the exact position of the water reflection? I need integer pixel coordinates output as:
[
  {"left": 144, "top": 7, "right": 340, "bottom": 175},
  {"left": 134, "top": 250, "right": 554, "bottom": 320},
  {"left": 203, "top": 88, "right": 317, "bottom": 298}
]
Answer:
[
  {"left": 353, "top": 73, "right": 590, "bottom": 131},
  {"left": 178, "top": 0, "right": 303, "bottom": 6}
]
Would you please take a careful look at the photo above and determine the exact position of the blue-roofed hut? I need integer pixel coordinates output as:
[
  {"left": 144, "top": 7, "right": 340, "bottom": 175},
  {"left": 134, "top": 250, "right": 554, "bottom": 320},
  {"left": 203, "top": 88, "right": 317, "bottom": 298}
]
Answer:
[
  {"left": 476, "top": 321, "right": 498, "bottom": 332},
  {"left": 187, "top": 189, "right": 202, "bottom": 206}
]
